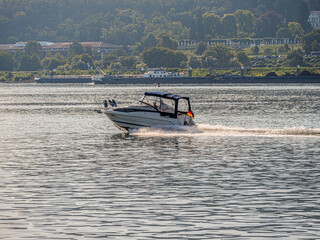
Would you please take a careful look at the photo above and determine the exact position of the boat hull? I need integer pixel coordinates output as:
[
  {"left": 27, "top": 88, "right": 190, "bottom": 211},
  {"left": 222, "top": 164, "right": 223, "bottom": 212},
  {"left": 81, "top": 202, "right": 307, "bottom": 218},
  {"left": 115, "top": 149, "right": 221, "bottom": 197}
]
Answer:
[
  {"left": 104, "top": 110, "right": 183, "bottom": 131},
  {"left": 35, "top": 76, "right": 92, "bottom": 83}
]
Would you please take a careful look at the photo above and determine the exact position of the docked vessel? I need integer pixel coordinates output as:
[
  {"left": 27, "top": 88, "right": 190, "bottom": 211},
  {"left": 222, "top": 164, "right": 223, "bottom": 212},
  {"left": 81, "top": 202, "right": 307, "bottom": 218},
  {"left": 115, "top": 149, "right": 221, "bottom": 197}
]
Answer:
[
  {"left": 143, "top": 68, "right": 185, "bottom": 78},
  {"left": 96, "top": 91, "right": 195, "bottom": 131},
  {"left": 92, "top": 68, "right": 186, "bottom": 84},
  {"left": 35, "top": 75, "right": 93, "bottom": 83}
]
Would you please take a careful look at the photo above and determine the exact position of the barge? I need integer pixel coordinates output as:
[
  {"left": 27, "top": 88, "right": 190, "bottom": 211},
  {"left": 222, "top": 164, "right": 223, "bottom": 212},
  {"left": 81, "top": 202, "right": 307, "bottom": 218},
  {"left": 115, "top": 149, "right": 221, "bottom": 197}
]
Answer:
[{"left": 35, "top": 75, "right": 93, "bottom": 83}]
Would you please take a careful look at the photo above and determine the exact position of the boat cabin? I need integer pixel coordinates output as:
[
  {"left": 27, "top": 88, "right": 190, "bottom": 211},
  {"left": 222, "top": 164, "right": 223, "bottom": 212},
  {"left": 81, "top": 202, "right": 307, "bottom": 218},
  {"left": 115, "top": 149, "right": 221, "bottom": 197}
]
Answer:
[
  {"left": 139, "top": 91, "right": 192, "bottom": 118},
  {"left": 143, "top": 68, "right": 185, "bottom": 78}
]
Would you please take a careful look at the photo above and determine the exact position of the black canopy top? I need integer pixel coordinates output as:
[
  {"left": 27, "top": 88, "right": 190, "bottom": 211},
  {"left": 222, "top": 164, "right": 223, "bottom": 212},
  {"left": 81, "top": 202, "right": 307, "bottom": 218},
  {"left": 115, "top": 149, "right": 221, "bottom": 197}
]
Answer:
[{"left": 144, "top": 91, "right": 189, "bottom": 100}]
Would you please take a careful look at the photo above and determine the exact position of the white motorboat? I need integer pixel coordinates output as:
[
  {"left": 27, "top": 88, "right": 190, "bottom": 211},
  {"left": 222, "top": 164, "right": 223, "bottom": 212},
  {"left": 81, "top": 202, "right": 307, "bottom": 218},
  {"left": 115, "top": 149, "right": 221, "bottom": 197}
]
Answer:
[{"left": 97, "top": 91, "right": 195, "bottom": 131}]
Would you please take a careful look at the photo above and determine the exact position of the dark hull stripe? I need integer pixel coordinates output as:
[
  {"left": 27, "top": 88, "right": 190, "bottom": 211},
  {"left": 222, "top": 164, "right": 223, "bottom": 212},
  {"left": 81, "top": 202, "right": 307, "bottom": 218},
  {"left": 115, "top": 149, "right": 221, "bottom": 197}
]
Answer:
[
  {"left": 112, "top": 119, "right": 149, "bottom": 127},
  {"left": 114, "top": 108, "right": 157, "bottom": 113}
]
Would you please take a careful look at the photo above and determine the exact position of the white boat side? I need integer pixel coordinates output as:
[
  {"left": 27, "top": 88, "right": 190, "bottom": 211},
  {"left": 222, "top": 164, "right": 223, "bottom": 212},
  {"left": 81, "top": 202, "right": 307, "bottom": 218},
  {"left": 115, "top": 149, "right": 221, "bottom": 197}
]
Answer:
[
  {"left": 98, "top": 91, "right": 195, "bottom": 131},
  {"left": 104, "top": 107, "right": 180, "bottom": 130}
]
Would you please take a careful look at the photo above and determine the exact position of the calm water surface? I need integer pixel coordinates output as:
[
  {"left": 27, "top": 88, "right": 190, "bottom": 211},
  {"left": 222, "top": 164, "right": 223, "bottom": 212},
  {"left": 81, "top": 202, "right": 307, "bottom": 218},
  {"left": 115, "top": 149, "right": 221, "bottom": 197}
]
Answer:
[{"left": 0, "top": 83, "right": 320, "bottom": 239}]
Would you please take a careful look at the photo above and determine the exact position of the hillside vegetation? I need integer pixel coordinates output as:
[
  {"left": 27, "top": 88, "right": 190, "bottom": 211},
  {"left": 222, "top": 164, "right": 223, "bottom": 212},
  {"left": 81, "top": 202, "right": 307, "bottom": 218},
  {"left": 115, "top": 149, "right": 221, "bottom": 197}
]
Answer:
[
  {"left": 1, "top": 0, "right": 319, "bottom": 44},
  {"left": 1, "top": 0, "right": 320, "bottom": 76}
]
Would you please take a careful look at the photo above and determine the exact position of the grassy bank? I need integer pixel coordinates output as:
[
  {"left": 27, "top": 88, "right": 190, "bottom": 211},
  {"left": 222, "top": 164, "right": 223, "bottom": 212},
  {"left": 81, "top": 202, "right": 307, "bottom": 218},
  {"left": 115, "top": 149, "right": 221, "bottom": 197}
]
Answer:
[
  {"left": 190, "top": 67, "right": 320, "bottom": 77},
  {"left": 0, "top": 70, "right": 96, "bottom": 82},
  {"left": 1, "top": 67, "right": 319, "bottom": 82}
]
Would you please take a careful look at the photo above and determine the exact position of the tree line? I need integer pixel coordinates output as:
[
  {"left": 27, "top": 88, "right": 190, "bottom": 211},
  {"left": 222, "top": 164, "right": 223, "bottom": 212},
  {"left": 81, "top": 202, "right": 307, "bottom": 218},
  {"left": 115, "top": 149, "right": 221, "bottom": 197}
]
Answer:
[
  {"left": 0, "top": 40, "right": 96, "bottom": 71},
  {"left": 1, "top": 28, "right": 319, "bottom": 72},
  {"left": 0, "top": 0, "right": 319, "bottom": 44}
]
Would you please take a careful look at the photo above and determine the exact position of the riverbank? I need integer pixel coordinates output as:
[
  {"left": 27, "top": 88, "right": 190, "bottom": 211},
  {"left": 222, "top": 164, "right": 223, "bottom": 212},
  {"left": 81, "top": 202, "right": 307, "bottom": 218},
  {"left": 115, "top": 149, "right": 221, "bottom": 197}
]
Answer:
[
  {"left": 92, "top": 75, "right": 320, "bottom": 85},
  {"left": 1, "top": 67, "right": 319, "bottom": 83}
]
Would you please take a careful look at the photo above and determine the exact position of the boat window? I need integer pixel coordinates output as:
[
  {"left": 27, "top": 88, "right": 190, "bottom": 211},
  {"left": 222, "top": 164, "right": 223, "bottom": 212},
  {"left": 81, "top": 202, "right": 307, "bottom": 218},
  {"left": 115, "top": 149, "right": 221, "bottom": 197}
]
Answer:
[
  {"left": 140, "top": 95, "right": 161, "bottom": 109},
  {"left": 140, "top": 95, "right": 175, "bottom": 113},
  {"left": 159, "top": 98, "right": 175, "bottom": 114},
  {"left": 178, "top": 99, "right": 189, "bottom": 113}
]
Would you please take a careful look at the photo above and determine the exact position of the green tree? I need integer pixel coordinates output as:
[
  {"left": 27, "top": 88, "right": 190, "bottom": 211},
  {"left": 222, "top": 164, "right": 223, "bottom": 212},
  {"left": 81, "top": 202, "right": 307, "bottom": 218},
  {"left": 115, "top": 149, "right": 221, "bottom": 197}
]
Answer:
[
  {"left": 195, "top": 41, "right": 207, "bottom": 55},
  {"left": 297, "top": 0, "right": 310, "bottom": 30},
  {"left": 278, "top": 43, "right": 290, "bottom": 53},
  {"left": 114, "top": 48, "right": 128, "bottom": 57},
  {"left": 301, "top": 29, "right": 320, "bottom": 54},
  {"left": 41, "top": 57, "right": 64, "bottom": 70},
  {"left": 141, "top": 47, "right": 186, "bottom": 68},
  {"left": 19, "top": 54, "right": 40, "bottom": 70},
  {"left": 41, "top": 57, "right": 52, "bottom": 69},
  {"left": 83, "top": 46, "right": 94, "bottom": 57},
  {"left": 30, "top": 55, "right": 41, "bottom": 70},
  {"left": 54, "top": 53, "right": 67, "bottom": 64},
  {"left": 0, "top": 52, "right": 15, "bottom": 71},
  {"left": 110, "top": 62, "right": 122, "bottom": 69},
  {"left": 188, "top": 54, "right": 202, "bottom": 68},
  {"left": 157, "top": 35, "right": 177, "bottom": 50},
  {"left": 256, "top": 11, "right": 283, "bottom": 37},
  {"left": 142, "top": 34, "right": 158, "bottom": 50},
  {"left": 202, "top": 12, "right": 221, "bottom": 38},
  {"left": 190, "top": 10, "right": 205, "bottom": 41},
  {"left": 45, "top": 51, "right": 53, "bottom": 58},
  {"left": 220, "top": 14, "right": 237, "bottom": 38},
  {"left": 70, "top": 55, "right": 85, "bottom": 70},
  {"left": 120, "top": 56, "right": 136, "bottom": 69},
  {"left": 24, "top": 40, "right": 42, "bottom": 57},
  {"left": 284, "top": 50, "right": 304, "bottom": 67},
  {"left": 49, "top": 58, "right": 64, "bottom": 70},
  {"left": 311, "top": 40, "right": 320, "bottom": 52},
  {"left": 0, "top": 15, "right": 11, "bottom": 43},
  {"left": 276, "top": 27, "right": 292, "bottom": 38},
  {"left": 71, "top": 60, "right": 87, "bottom": 70},
  {"left": 102, "top": 54, "right": 117, "bottom": 68},
  {"left": 288, "top": 22, "right": 304, "bottom": 39},
  {"left": 19, "top": 55, "right": 31, "bottom": 71},
  {"left": 234, "top": 9, "right": 254, "bottom": 37},
  {"left": 80, "top": 53, "right": 94, "bottom": 69},
  {"left": 202, "top": 44, "right": 238, "bottom": 68},
  {"left": 236, "top": 51, "right": 251, "bottom": 67},
  {"left": 68, "top": 40, "right": 83, "bottom": 58},
  {"left": 252, "top": 45, "right": 260, "bottom": 55},
  {"left": 264, "top": 47, "right": 274, "bottom": 55}
]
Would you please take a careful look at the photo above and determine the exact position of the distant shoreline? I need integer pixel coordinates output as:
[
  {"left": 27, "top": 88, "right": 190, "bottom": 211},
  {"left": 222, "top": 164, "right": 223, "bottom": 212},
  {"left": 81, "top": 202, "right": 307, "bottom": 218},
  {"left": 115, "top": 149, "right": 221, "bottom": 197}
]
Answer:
[
  {"left": 1, "top": 67, "right": 320, "bottom": 84},
  {"left": 30, "top": 75, "right": 320, "bottom": 84},
  {"left": 1, "top": 77, "right": 320, "bottom": 84}
]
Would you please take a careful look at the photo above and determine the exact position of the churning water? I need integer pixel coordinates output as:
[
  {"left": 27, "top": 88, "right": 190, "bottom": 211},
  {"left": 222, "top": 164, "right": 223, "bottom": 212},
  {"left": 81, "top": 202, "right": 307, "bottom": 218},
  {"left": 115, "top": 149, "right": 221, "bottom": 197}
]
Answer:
[{"left": 0, "top": 83, "right": 319, "bottom": 239}]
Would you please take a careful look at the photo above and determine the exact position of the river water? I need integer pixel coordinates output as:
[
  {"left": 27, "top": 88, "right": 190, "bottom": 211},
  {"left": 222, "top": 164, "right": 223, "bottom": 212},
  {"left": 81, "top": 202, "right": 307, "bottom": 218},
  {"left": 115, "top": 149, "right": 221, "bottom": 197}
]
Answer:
[{"left": 0, "top": 83, "right": 319, "bottom": 239}]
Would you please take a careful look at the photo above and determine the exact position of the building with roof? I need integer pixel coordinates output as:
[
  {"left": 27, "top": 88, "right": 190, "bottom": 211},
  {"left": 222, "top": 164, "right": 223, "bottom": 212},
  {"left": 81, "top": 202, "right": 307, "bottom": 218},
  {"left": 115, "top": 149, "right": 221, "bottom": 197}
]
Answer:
[
  {"left": 0, "top": 41, "right": 124, "bottom": 59},
  {"left": 308, "top": 11, "right": 320, "bottom": 29}
]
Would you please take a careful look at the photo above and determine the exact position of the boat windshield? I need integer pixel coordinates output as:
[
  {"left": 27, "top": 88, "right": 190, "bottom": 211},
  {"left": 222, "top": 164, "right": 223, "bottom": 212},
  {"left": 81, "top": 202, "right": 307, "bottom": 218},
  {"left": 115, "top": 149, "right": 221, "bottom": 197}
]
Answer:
[{"left": 140, "top": 95, "right": 175, "bottom": 114}]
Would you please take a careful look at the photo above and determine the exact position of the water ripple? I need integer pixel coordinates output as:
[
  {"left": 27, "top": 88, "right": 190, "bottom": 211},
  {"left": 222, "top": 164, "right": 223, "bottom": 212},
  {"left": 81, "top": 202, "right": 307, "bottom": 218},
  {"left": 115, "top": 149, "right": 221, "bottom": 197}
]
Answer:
[{"left": 0, "top": 84, "right": 320, "bottom": 239}]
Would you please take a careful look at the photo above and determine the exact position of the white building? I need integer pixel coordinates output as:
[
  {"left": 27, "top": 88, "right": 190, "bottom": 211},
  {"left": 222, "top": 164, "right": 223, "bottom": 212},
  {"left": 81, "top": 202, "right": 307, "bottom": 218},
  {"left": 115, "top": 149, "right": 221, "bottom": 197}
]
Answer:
[{"left": 308, "top": 11, "right": 320, "bottom": 29}]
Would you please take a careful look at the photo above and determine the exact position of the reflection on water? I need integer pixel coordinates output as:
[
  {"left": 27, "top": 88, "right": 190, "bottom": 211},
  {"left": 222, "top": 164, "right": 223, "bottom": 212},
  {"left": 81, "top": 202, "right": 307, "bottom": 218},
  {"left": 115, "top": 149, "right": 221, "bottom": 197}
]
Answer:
[{"left": 0, "top": 84, "right": 320, "bottom": 239}]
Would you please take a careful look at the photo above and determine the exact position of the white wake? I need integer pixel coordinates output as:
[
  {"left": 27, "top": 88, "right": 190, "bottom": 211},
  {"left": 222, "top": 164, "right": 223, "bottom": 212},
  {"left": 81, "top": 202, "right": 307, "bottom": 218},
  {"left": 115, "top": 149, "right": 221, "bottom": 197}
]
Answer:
[{"left": 130, "top": 124, "right": 320, "bottom": 138}]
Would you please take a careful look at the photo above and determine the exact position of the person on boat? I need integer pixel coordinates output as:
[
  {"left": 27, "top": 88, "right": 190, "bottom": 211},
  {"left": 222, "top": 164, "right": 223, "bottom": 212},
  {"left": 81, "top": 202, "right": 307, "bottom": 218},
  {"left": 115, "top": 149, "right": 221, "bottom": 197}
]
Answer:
[
  {"left": 103, "top": 100, "right": 108, "bottom": 108},
  {"left": 160, "top": 99, "right": 174, "bottom": 113}
]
